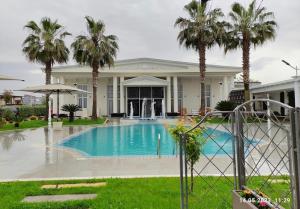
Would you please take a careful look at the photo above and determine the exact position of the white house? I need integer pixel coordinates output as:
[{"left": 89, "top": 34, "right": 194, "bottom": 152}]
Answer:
[
  {"left": 51, "top": 58, "right": 241, "bottom": 117},
  {"left": 251, "top": 77, "right": 300, "bottom": 115}
]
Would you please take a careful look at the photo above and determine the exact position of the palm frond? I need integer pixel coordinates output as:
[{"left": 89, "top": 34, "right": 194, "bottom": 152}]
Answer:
[
  {"left": 22, "top": 17, "right": 70, "bottom": 65},
  {"left": 71, "top": 17, "right": 119, "bottom": 69}
]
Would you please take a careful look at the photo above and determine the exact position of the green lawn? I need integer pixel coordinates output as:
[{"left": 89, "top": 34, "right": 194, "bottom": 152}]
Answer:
[
  {"left": 0, "top": 120, "right": 48, "bottom": 131},
  {"left": 0, "top": 177, "right": 290, "bottom": 209},
  {"left": 0, "top": 118, "right": 106, "bottom": 132}
]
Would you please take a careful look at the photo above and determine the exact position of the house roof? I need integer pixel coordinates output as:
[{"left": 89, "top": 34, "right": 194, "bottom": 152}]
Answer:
[
  {"left": 250, "top": 77, "right": 300, "bottom": 93},
  {"left": 52, "top": 57, "right": 242, "bottom": 76}
]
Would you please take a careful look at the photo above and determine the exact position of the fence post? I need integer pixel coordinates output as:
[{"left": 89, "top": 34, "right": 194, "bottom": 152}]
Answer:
[
  {"left": 235, "top": 110, "right": 246, "bottom": 189},
  {"left": 231, "top": 112, "right": 237, "bottom": 190},
  {"left": 184, "top": 133, "right": 189, "bottom": 209},
  {"left": 291, "top": 108, "right": 300, "bottom": 209},
  {"left": 179, "top": 133, "right": 186, "bottom": 209}
]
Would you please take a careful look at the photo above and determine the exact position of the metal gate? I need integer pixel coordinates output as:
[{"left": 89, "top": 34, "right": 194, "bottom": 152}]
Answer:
[{"left": 179, "top": 99, "right": 300, "bottom": 209}]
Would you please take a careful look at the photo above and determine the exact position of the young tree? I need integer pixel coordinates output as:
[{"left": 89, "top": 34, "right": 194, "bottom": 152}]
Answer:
[
  {"left": 23, "top": 17, "right": 71, "bottom": 119},
  {"left": 224, "top": 1, "right": 277, "bottom": 102},
  {"left": 169, "top": 122, "right": 205, "bottom": 192},
  {"left": 175, "top": 0, "right": 227, "bottom": 109},
  {"left": 72, "top": 16, "right": 118, "bottom": 120},
  {"left": 3, "top": 90, "right": 13, "bottom": 104}
]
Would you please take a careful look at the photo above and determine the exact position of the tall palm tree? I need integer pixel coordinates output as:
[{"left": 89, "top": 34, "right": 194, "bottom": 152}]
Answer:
[
  {"left": 175, "top": 0, "right": 227, "bottom": 109},
  {"left": 72, "top": 16, "right": 118, "bottom": 120},
  {"left": 23, "top": 18, "right": 71, "bottom": 119},
  {"left": 224, "top": 1, "right": 277, "bottom": 102}
]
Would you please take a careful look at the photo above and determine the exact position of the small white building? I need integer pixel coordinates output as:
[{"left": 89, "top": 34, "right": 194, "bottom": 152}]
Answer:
[
  {"left": 251, "top": 77, "right": 300, "bottom": 115},
  {"left": 51, "top": 58, "right": 241, "bottom": 117}
]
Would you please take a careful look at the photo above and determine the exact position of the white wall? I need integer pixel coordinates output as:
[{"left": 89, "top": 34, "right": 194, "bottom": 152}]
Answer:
[
  {"left": 181, "top": 77, "right": 201, "bottom": 114},
  {"left": 52, "top": 77, "right": 110, "bottom": 117},
  {"left": 53, "top": 75, "right": 235, "bottom": 116},
  {"left": 210, "top": 78, "right": 222, "bottom": 109},
  {"left": 97, "top": 78, "right": 109, "bottom": 116}
]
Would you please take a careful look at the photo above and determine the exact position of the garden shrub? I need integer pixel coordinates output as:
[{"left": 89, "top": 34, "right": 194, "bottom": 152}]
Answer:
[
  {"left": 215, "top": 100, "right": 237, "bottom": 118},
  {"left": 215, "top": 100, "right": 237, "bottom": 111},
  {"left": 29, "top": 115, "right": 38, "bottom": 120},
  {"left": 2, "top": 108, "right": 15, "bottom": 121},
  {"left": 0, "top": 109, "right": 5, "bottom": 128},
  {"left": 19, "top": 105, "right": 46, "bottom": 118}
]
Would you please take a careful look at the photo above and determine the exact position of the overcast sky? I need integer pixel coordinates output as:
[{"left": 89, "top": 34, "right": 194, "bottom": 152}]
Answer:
[{"left": 0, "top": 0, "right": 299, "bottom": 95}]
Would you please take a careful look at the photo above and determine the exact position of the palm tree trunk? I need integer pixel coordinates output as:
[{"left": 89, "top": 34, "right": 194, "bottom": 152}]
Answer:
[
  {"left": 242, "top": 33, "right": 251, "bottom": 103},
  {"left": 45, "top": 62, "right": 51, "bottom": 121},
  {"left": 199, "top": 42, "right": 206, "bottom": 110},
  {"left": 92, "top": 66, "right": 99, "bottom": 120}
]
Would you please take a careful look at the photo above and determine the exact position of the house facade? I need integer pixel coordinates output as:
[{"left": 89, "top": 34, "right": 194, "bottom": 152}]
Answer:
[
  {"left": 51, "top": 58, "right": 241, "bottom": 117},
  {"left": 251, "top": 77, "right": 300, "bottom": 115}
]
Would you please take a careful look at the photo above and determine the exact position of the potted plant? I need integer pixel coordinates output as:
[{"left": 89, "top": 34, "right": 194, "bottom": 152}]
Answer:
[
  {"left": 61, "top": 104, "right": 81, "bottom": 122},
  {"left": 232, "top": 188, "right": 285, "bottom": 209}
]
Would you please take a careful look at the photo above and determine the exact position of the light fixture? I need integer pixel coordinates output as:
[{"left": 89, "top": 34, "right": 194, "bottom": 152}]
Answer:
[{"left": 281, "top": 59, "right": 298, "bottom": 77}]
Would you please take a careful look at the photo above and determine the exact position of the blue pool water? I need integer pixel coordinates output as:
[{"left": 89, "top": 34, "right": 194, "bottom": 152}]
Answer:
[{"left": 60, "top": 123, "right": 237, "bottom": 157}]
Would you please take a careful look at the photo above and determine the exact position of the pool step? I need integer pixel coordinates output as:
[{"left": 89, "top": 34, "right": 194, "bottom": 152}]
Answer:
[
  {"left": 41, "top": 182, "right": 107, "bottom": 189},
  {"left": 22, "top": 194, "right": 97, "bottom": 203}
]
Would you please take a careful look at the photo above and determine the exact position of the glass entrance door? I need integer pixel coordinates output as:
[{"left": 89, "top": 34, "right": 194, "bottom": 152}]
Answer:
[{"left": 127, "top": 87, "right": 165, "bottom": 117}]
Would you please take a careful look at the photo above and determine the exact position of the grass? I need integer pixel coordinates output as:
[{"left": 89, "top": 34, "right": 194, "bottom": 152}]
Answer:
[
  {"left": 195, "top": 116, "right": 262, "bottom": 124},
  {"left": 194, "top": 116, "right": 228, "bottom": 124},
  {"left": 0, "top": 120, "right": 48, "bottom": 131},
  {"left": 0, "top": 118, "right": 106, "bottom": 132},
  {"left": 0, "top": 177, "right": 290, "bottom": 209}
]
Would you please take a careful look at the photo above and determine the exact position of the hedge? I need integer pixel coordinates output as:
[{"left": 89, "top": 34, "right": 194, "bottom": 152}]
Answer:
[
  {"left": 0, "top": 105, "right": 47, "bottom": 121},
  {"left": 18, "top": 105, "right": 47, "bottom": 118}
]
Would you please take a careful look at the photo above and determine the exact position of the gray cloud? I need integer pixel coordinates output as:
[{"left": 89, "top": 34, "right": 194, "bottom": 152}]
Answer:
[{"left": 0, "top": 0, "right": 299, "bottom": 94}]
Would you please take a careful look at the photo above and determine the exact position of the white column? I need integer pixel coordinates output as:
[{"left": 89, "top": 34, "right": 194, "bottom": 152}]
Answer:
[
  {"left": 284, "top": 91, "right": 288, "bottom": 115},
  {"left": 267, "top": 93, "right": 272, "bottom": 137},
  {"left": 167, "top": 76, "right": 171, "bottom": 112},
  {"left": 294, "top": 79, "right": 300, "bottom": 107},
  {"left": 223, "top": 76, "right": 229, "bottom": 100},
  {"left": 113, "top": 76, "right": 118, "bottom": 113},
  {"left": 120, "top": 76, "right": 124, "bottom": 113},
  {"left": 173, "top": 76, "right": 178, "bottom": 112},
  {"left": 58, "top": 77, "right": 64, "bottom": 115}
]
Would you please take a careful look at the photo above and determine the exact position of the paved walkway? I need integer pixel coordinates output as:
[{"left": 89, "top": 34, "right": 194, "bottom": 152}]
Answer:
[
  {"left": 0, "top": 126, "right": 182, "bottom": 180},
  {"left": 22, "top": 194, "right": 97, "bottom": 203}
]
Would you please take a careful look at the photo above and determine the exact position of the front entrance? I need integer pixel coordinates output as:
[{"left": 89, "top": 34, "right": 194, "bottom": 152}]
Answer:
[{"left": 127, "top": 87, "right": 164, "bottom": 117}]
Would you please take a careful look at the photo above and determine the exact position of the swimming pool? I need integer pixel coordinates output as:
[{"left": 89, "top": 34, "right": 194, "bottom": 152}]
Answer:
[{"left": 59, "top": 123, "right": 236, "bottom": 157}]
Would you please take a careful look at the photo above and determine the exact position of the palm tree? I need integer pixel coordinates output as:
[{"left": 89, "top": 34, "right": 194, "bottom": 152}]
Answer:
[
  {"left": 23, "top": 18, "right": 71, "bottom": 119},
  {"left": 72, "top": 16, "right": 118, "bottom": 120},
  {"left": 224, "top": 1, "right": 277, "bottom": 102},
  {"left": 61, "top": 104, "right": 81, "bottom": 122},
  {"left": 175, "top": 0, "right": 227, "bottom": 109}
]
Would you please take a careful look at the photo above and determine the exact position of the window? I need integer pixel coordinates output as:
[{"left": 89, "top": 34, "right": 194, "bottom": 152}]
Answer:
[
  {"left": 77, "top": 84, "right": 87, "bottom": 108},
  {"left": 205, "top": 84, "right": 211, "bottom": 108},
  {"left": 152, "top": 87, "right": 164, "bottom": 98}
]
